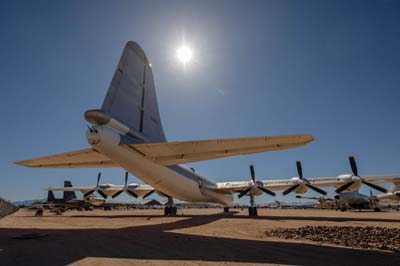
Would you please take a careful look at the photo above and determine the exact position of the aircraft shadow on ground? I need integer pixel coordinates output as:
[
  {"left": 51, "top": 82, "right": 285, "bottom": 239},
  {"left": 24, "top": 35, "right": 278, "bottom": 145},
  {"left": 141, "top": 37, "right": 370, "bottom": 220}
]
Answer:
[
  {"left": 30, "top": 210, "right": 400, "bottom": 223},
  {"left": 229, "top": 214, "right": 400, "bottom": 223},
  {"left": 1, "top": 213, "right": 399, "bottom": 266}
]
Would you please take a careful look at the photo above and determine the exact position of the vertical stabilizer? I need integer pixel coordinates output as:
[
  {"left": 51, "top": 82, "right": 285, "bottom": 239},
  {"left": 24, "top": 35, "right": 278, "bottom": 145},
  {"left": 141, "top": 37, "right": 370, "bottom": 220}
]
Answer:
[
  {"left": 86, "top": 41, "right": 166, "bottom": 143},
  {"left": 63, "top": 180, "right": 76, "bottom": 201},
  {"left": 47, "top": 190, "right": 56, "bottom": 202}
]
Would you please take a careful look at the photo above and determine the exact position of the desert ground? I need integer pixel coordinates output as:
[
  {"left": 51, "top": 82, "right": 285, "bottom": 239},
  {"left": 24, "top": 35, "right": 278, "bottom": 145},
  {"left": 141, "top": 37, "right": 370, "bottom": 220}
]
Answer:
[{"left": 0, "top": 208, "right": 399, "bottom": 266}]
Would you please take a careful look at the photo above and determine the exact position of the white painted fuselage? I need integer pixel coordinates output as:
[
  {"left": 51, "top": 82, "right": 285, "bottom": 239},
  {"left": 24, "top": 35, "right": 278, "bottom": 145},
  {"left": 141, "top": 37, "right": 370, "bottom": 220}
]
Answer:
[{"left": 86, "top": 126, "right": 233, "bottom": 205}]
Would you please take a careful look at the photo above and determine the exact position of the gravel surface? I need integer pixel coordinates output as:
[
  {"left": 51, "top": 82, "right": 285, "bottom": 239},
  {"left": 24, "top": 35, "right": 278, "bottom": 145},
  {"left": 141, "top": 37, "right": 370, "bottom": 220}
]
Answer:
[{"left": 265, "top": 225, "right": 400, "bottom": 252}]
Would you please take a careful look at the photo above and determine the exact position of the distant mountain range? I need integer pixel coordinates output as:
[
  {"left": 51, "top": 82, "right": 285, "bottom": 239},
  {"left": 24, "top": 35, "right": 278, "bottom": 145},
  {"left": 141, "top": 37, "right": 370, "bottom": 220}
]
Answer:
[{"left": 12, "top": 199, "right": 45, "bottom": 207}]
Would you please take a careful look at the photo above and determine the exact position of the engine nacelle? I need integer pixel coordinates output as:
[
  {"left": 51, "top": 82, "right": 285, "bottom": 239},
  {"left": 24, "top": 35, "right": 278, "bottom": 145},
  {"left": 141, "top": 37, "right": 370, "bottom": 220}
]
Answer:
[
  {"left": 335, "top": 174, "right": 362, "bottom": 192},
  {"left": 289, "top": 177, "right": 308, "bottom": 194}
]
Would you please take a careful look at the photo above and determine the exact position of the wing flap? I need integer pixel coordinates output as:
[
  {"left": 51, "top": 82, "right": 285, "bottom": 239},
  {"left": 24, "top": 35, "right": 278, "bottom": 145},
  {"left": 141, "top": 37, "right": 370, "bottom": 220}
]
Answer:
[
  {"left": 131, "top": 134, "right": 314, "bottom": 165},
  {"left": 15, "top": 148, "right": 118, "bottom": 168}
]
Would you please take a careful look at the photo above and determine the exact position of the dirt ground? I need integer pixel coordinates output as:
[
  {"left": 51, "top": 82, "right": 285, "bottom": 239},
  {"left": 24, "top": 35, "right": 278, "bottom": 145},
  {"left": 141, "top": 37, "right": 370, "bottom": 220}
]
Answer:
[{"left": 0, "top": 208, "right": 399, "bottom": 266}]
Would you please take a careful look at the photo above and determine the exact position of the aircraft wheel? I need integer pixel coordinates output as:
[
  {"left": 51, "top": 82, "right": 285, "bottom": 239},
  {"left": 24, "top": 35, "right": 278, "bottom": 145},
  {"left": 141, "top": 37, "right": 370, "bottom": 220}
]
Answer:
[
  {"left": 248, "top": 206, "right": 258, "bottom": 216},
  {"left": 223, "top": 207, "right": 229, "bottom": 213}
]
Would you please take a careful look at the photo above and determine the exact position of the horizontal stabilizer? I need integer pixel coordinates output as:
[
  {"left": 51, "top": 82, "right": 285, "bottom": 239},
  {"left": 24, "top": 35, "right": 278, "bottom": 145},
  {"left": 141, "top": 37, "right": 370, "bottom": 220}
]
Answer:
[
  {"left": 130, "top": 134, "right": 314, "bottom": 165},
  {"left": 15, "top": 148, "right": 117, "bottom": 168},
  {"left": 15, "top": 134, "right": 313, "bottom": 168}
]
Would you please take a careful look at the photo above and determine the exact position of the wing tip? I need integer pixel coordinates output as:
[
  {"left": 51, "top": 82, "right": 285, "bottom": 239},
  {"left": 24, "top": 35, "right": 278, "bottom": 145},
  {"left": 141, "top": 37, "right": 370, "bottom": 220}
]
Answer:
[{"left": 14, "top": 160, "right": 31, "bottom": 167}]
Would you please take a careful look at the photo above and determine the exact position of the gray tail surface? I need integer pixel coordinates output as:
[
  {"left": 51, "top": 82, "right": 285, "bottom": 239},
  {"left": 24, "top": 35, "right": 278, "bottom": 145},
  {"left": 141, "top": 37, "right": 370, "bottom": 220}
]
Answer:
[
  {"left": 63, "top": 180, "right": 76, "bottom": 201},
  {"left": 86, "top": 41, "right": 166, "bottom": 143},
  {"left": 47, "top": 191, "right": 56, "bottom": 202}
]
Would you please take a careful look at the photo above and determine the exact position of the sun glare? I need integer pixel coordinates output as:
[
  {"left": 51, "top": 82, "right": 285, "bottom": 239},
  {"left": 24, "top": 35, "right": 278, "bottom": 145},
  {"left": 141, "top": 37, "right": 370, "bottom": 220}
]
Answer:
[{"left": 176, "top": 45, "right": 193, "bottom": 65}]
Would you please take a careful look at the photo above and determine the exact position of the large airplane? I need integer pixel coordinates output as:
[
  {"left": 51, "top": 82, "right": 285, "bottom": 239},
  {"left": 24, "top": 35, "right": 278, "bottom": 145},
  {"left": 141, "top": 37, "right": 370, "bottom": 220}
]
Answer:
[{"left": 16, "top": 41, "right": 400, "bottom": 216}]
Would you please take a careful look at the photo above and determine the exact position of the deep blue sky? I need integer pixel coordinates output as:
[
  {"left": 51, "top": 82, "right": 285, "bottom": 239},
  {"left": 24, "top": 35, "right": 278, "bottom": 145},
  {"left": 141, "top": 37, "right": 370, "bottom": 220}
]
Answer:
[{"left": 1, "top": 0, "right": 400, "bottom": 203}]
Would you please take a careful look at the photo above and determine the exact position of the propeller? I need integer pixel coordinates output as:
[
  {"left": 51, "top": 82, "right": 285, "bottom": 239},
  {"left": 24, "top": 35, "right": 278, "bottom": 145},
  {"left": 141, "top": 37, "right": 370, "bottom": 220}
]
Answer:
[
  {"left": 112, "top": 172, "right": 138, "bottom": 198},
  {"left": 282, "top": 161, "right": 327, "bottom": 196},
  {"left": 84, "top": 172, "right": 108, "bottom": 199},
  {"left": 335, "top": 156, "right": 388, "bottom": 194},
  {"left": 238, "top": 165, "right": 275, "bottom": 198},
  {"left": 143, "top": 190, "right": 155, "bottom": 199}
]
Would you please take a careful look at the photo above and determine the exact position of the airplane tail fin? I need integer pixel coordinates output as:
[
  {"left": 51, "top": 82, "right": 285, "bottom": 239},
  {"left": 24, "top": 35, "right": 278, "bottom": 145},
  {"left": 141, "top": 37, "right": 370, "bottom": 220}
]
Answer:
[
  {"left": 47, "top": 190, "right": 56, "bottom": 202},
  {"left": 85, "top": 41, "right": 166, "bottom": 143},
  {"left": 63, "top": 180, "right": 76, "bottom": 201}
]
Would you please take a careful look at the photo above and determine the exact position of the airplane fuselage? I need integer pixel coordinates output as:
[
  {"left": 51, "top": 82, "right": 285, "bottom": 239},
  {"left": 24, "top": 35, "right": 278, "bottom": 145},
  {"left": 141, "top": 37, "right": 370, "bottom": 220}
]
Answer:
[{"left": 86, "top": 126, "right": 233, "bottom": 205}]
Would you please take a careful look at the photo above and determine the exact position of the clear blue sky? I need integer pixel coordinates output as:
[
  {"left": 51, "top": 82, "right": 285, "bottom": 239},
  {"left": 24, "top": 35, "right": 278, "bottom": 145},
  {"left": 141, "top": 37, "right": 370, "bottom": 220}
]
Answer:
[{"left": 1, "top": 0, "right": 400, "bottom": 203}]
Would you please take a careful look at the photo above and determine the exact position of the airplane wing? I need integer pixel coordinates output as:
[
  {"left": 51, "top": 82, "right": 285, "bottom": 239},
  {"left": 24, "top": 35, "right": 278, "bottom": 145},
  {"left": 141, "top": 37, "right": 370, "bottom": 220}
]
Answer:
[
  {"left": 15, "top": 148, "right": 118, "bottom": 168},
  {"left": 15, "top": 134, "right": 313, "bottom": 167},
  {"left": 47, "top": 184, "right": 155, "bottom": 198},
  {"left": 129, "top": 134, "right": 314, "bottom": 166},
  {"left": 214, "top": 175, "right": 400, "bottom": 194}
]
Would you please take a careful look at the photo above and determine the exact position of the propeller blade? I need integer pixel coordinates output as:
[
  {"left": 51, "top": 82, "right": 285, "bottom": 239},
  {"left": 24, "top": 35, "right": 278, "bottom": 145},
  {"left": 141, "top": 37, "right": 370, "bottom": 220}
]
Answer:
[
  {"left": 143, "top": 190, "right": 155, "bottom": 199},
  {"left": 97, "top": 172, "right": 101, "bottom": 186},
  {"left": 296, "top": 161, "right": 303, "bottom": 179},
  {"left": 258, "top": 186, "right": 276, "bottom": 196},
  {"left": 335, "top": 181, "right": 355, "bottom": 194},
  {"left": 349, "top": 156, "right": 358, "bottom": 176},
  {"left": 97, "top": 190, "right": 108, "bottom": 199},
  {"left": 238, "top": 187, "right": 253, "bottom": 198},
  {"left": 126, "top": 189, "right": 138, "bottom": 198},
  {"left": 282, "top": 184, "right": 300, "bottom": 195},
  {"left": 111, "top": 190, "right": 124, "bottom": 199},
  {"left": 124, "top": 172, "right": 128, "bottom": 187},
  {"left": 296, "top": 195, "right": 319, "bottom": 200},
  {"left": 362, "top": 180, "right": 387, "bottom": 193},
  {"left": 250, "top": 165, "right": 255, "bottom": 183},
  {"left": 306, "top": 184, "right": 327, "bottom": 195},
  {"left": 83, "top": 190, "right": 95, "bottom": 198}
]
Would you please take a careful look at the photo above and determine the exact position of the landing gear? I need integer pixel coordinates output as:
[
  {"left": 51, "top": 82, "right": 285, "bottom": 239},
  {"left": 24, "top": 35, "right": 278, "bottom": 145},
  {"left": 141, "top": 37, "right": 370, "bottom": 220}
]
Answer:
[
  {"left": 223, "top": 207, "right": 229, "bottom": 213},
  {"left": 164, "top": 197, "right": 177, "bottom": 216},
  {"left": 248, "top": 194, "right": 258, "bottom": 216},
  {"left": 248, "top": 206, "right": 258, "bottom": 216},
  {"left": 164, "top": 206, "right": 177, "bottom": 216}
]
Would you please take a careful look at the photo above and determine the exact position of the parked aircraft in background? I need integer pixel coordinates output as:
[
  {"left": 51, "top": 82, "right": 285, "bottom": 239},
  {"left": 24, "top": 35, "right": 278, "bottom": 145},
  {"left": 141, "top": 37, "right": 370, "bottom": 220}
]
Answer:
[
  {"left": 48, "top": 172, "right": 156, "bottom": 201},
  {"left": 297, "top": 190, "right": 388, "bottom": 212},
  {"left": 32, "top": 180, "right": 92, "bottom": 214},
  {"left": 295, "top": 195, "right": 336, "bottom": 209},
  {"left": 334, "top": 190, "right": 381, "bottom": 211},
  {"left": 16, "top": 41, "right": 400, "bottom": 216},
  {"left": 375, "top": 182, "right": 400, "bottom": 203}
]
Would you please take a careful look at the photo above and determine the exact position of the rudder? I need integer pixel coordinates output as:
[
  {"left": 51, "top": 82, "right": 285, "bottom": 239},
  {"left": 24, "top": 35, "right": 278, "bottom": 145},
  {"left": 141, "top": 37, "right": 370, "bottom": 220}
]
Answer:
[
  {"left": 47, "top": 190, "right": 56, "bottom": 202},
  {"left": 63, "top": 180, "right": 77, "bottom": 201},
  {"left": 86, "top": 41, "right": 166, "bottom": 143}
]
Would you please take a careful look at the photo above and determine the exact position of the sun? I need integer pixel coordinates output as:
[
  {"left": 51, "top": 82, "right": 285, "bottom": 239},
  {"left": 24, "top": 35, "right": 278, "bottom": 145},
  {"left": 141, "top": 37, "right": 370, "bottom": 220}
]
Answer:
[{"left": 176, "top": 45, "right": 193, "bottom": 65}]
